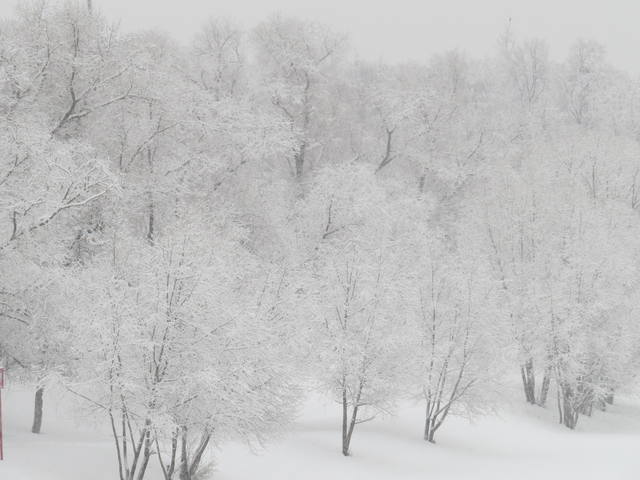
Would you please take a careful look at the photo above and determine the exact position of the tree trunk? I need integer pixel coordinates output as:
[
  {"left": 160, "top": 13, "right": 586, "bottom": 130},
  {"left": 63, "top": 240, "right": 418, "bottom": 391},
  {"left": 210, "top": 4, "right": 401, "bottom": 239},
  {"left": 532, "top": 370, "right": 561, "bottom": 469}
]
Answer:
[
  {"left": 180, "top": 426, "right": 191, "bottom": 480},
  {"left": 576, "top": 381, "right": 593, "bottom": 416},
  {"left": 556, "top": 389, "right": 563, "bottom": 425},
  {"left": 136, "top": 428, "right": 152, "bottom": 480},
  {"left": 158, "top": 429, "right": 178, "bottom": 480},
  {"left": 605, "top": 390, "right": 614, "bottom": 405},
  {"left": 341, "top": 387, "right": 358, "bottom": 456},
  {"left": 188, "top": 432, "right": 211, "bottom": 479},
  {"left": 31, "top": 386, "right": 44, "bottom": 434},
  {"left": 146, "top": 145, "right": 155, "bottom": 244},
  {"left": 563, "top": 408, "right": 579, "bottom": 429},
  {"left": 578, "top": 384, "right": 594, "bottom": 416},
  {"left": 537, "top": 370, "right": 551, "bottom": 407},
  {"left": 423, "top": 414, "right": 436, "bottom": 443},
  {"left": 342, "top": 406, "right": 358, "bottom": 456},
  {"left": 560, "top": 383, "right": 579, "bottom": 429},
  {"left": 295, "top": 143, "right": 306, "bottom": 179},
  {"left": 341, "top": 387, "right": 349, "bottom": 456},
  {"left": 294, "top": 75, "right": 311, "bottom": 179},
  {"left": 147, "top": 198, "right": 155, "bottom": 244},
  {"left": 520, "top": 358, "right": 536, "bottom": 404}
]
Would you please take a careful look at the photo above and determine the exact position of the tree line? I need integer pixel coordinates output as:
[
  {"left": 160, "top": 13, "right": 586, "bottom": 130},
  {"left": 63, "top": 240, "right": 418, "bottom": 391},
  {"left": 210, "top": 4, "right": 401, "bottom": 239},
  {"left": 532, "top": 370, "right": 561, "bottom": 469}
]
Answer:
[{"left": 2, "top": 2, "right": 640, "bottom": 478}]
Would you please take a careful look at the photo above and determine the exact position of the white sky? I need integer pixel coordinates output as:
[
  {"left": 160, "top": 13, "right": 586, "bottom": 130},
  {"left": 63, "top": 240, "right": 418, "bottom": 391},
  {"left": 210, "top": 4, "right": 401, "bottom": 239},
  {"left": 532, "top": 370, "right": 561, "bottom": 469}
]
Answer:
[{"left": 2, "top": 0, "right": 640, "bottom": 73}]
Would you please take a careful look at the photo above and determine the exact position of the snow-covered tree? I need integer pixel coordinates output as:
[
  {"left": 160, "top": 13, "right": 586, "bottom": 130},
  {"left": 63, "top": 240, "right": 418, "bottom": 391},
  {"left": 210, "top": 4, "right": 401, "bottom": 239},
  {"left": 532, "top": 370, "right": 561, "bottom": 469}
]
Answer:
[
  {"left": 69, "top": 221, "right": 298, "bottom": 479},
  {"left": 292, "top": 163, "right": 412, "bottom": 455},
  {"left": 253, "top": 16, "right": 345, "bottom": 179},
  {"left": 409, "top": 245, "right": 502, "bottom": 443}
]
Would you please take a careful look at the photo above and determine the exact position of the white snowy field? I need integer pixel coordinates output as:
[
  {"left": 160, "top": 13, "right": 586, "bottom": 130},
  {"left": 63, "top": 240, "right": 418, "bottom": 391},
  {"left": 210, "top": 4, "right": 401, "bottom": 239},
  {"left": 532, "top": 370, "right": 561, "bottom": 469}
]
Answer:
[{"left": 1, "top": 386, "right": 639, "bottom": 480}]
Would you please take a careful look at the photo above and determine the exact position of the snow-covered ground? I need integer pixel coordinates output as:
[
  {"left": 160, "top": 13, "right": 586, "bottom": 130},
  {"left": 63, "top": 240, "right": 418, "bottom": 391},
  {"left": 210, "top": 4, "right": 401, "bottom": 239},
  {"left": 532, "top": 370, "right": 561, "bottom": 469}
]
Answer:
[{"left": 1, "top": 385, "right": 638, "bottom": 480}]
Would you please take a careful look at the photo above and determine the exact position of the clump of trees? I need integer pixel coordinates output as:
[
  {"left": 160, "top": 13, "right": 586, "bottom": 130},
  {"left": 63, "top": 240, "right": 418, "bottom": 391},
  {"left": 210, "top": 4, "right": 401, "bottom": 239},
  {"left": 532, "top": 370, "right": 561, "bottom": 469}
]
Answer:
[{"left": 2, "top": 1, "right": 640, "bottom": 475}]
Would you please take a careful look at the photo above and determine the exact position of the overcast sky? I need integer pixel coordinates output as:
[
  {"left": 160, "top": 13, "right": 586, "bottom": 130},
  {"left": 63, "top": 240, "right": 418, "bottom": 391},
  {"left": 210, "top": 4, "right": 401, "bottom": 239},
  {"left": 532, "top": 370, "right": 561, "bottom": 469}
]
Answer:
[{"left": 2, "top": 0, "right": 640, "bottom": 73}]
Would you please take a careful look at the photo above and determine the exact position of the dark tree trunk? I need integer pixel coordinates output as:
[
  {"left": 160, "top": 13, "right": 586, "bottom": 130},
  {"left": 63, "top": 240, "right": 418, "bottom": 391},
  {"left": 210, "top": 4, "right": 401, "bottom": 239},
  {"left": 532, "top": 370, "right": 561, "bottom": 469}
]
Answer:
[
  {"left": 295, "top": 143, "right": 306, "bottom": 179},
  {"left": 423, "top": 415, "right": 436, "bottom": 443},
  {"left": 341, "top": 388, "right": 348, "bottom": 456},
  {"left": 562, "top": 408, "right": 579, "bottom": 429},
  {"left": 179, "top": 426, "right": 191, "bottom": 480},
  {"left": 560, "top": 383, "right": 579, "bottom": 429},
  {"left": 136, "top": 428, "right": 152, "bottom": 480},
  {"left": 147, "top": 199, "right": 155, "bottom": 244},
  {"left": 605, "top": 390, "right": 614, "bottom": 405},
  {"left": 520, "top": 359, "right": 536, "bottom": 404},
  {"left": 146, "top": 145, "right": 155, "bottom": 244},
  {"left": 341, "top": 386, "right": 358, "bottom": 456},
  {"left": 156, "top": 427, "right": 180, "bottom": 480},
  {"left": 537, "top": 369, "right": 551, "bottom": 407},
  {"left": 342, "top": 406, "right": 358, "bottom": 456},
  {"left": 576, "top": 381, "right": 593, "bottom": 416},
  {"left": 188, "top": 432, "right": 210, "bottom": 479},
  {"left": 556, "top": 389, "right": 563, "bottom": 424},
  {"left": 31, "top": 386, "right": 44, "bottom": 434}
]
